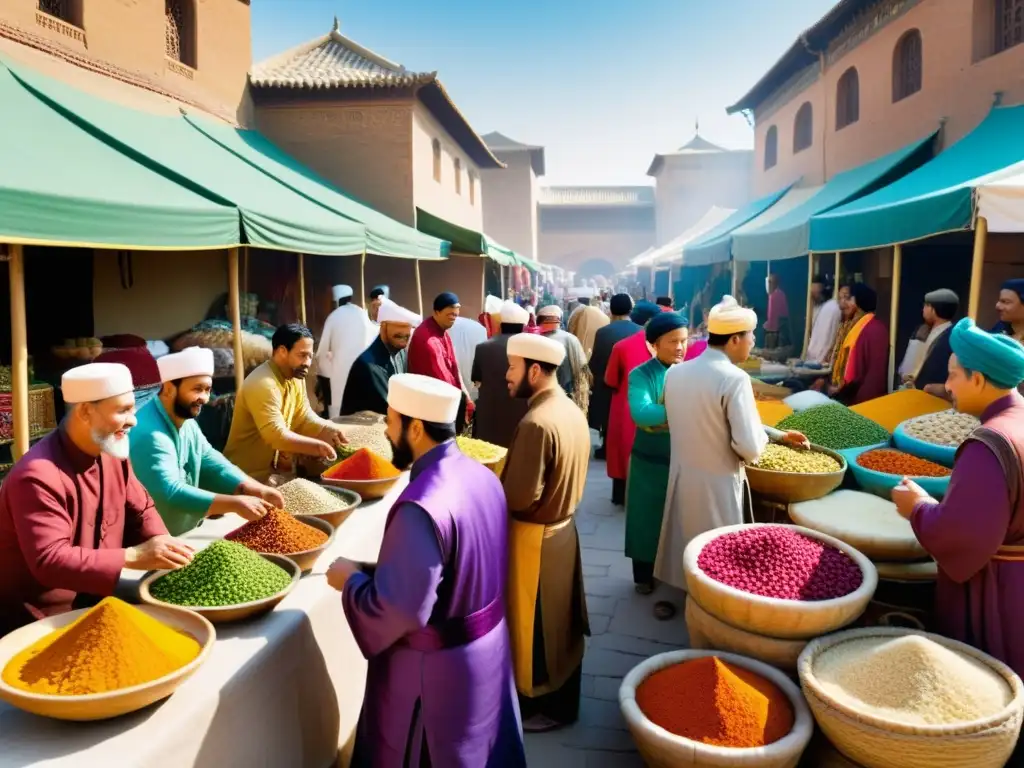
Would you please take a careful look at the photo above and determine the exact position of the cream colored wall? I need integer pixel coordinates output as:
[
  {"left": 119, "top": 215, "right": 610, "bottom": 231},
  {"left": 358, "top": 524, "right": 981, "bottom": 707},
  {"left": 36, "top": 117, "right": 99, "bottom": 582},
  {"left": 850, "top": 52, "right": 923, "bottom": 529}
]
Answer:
[
  {"left": 412, "top": 102, "right": 484, "bottom": 231},
  {"left": 92, "top": 249, "right": 227, "bottom": 340},
  {"left": 538, "top": 212, "right": 656, "bottom": 274},
  {"left": 654, "top": 154, "right": 753, "bottom": 244},
  {"left": 481, "top": 153, "right": 538, "bottom": 259}
]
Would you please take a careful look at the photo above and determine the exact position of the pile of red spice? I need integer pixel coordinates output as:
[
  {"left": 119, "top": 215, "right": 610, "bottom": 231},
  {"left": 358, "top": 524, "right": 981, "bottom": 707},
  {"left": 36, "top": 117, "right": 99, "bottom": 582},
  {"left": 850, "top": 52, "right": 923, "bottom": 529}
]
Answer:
[
  {"left": 324, "top": 448, "right": 400, "bottom": 481},
  {"left": 225, "top": 509, "right": 328, "bottom": 554},
  {"left": 636, "top": 656, "right": 794, "bottom": 747},
  {"left": 697, "top": 526, "right": 863, "bottom": 601},
  {"left": 857, "top": 448, "right": 951, "bottom": 478}
]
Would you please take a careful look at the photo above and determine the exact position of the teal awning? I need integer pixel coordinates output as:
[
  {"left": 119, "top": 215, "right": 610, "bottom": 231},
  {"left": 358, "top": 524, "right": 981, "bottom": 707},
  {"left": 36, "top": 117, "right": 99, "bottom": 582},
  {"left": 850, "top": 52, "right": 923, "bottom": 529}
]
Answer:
[
  {"left": 183, "top": 115, "right": 449, "bottom": 261},
  {"left": 682, "top": 185, "right": 792, "bottom": 266},
  {"left": 416, "top": 208, "right": 518, "bottom": 266},
  {"left": 10, "top": 62, "right": 367, "bottom": 257},
  {"left": 811, "top": 105, "right": 1024, "bottom": 251},
  {"left": 732, "top": 134, "right": 934, "bottom": 262},
  {"left": 0, "top": 63, "right": 239, "bottom": 250}
]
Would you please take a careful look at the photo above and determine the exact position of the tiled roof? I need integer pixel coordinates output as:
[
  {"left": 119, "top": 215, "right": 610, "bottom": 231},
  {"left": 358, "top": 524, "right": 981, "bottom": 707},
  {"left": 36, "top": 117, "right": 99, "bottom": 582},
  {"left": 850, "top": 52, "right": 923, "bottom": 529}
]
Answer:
[
  {"left": 538, "top": 186, "right": 655, "bottom": 207},
  {"left": 482, "top": 131, "right": 545, "bottom": 176}
]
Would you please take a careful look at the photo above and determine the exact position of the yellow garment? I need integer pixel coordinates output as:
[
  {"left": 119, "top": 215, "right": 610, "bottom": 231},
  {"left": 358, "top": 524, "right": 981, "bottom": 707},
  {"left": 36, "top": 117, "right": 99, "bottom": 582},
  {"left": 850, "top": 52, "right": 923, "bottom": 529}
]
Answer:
[
  {"left": 223, "top": 361, "right": 328, "bottom": 481},
  {"left": 850, "top": 389, "right": 949, "bottom": 433},
  {"left": 756, "top": 400, "right": 794, "bottom": 427},
  {"left": 832, "top": 312, "right": 873, "bottom": 386},
  {"left": 507, "top": 518, "right": 546, "bottom": 694}
]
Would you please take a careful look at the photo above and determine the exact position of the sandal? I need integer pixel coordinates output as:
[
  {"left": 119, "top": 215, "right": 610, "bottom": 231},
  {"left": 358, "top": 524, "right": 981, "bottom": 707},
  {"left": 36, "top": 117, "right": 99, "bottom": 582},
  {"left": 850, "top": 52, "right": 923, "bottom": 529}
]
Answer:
[
  {"left": 522, "top": 714, "right": 564, "bottom": 733},
  {"left": 653, "top": 601, "right": 676, "bottom": 621},
  {"left": 634, "top": 583, "right": 654, "bottom": 596}
]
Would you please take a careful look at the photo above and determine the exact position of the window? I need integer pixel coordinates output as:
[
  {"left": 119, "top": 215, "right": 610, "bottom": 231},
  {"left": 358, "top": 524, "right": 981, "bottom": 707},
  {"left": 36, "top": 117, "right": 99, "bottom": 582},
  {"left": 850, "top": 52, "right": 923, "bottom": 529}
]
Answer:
[
  {"left": 892, "top": 29, "right": 922, "bottom": 102},
  {"left": 835, "top": 67, "right": 860, "bottom": 130},
  {"left": 454, "top": 157, "right": 462, "bottom": 195},
  {"left": 764, "top": 126, "right": 778, "bottom": 170},
  {"left": 469, "top": 172, "right": 477, "bottom": 205},
  {"left": 165, "top": 0, "right": 197, "bottom": 68},
  {"left": 996, "top": 0, "right": 1024, "bottom": 53},
  {"left": 793, "top": 102, "right": 813, "bottom": 154},
  {"left": 432, "top": 139, "right": 442, "bottom": 183},
  {"left": 38, "top": 0, "right": 81, "bottom": 26}
]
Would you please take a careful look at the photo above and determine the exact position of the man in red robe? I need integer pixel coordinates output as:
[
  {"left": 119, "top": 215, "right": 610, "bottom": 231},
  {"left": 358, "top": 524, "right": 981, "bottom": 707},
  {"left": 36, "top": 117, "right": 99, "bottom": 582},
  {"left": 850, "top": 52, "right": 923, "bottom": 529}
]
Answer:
[
  {"left": 0, "top": 363, "right": 193, "bottom": 636},
  {"left": 409, "top": 292, "right": 475, "bottom": 431}
]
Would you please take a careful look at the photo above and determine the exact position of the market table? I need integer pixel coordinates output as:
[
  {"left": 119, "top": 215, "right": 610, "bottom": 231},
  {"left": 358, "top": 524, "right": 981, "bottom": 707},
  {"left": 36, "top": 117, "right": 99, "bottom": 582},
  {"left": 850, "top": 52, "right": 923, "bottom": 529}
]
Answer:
[{"left": 0, "top": 474, "right": 409, "bottom": 768}]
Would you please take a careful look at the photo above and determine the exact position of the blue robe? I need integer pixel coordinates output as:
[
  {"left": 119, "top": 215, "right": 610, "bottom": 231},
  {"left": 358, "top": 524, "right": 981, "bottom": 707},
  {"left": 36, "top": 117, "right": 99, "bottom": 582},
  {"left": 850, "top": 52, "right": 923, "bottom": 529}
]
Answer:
[{"left": 625, "top": 357, "right": 671, "bottom": 565}]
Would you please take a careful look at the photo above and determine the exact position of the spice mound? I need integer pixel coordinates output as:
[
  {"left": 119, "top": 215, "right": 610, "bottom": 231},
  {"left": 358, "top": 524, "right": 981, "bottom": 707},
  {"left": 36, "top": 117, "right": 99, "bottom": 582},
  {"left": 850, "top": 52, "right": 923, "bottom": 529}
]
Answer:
[
  {"left": 902, "top": 409, "right": 979, "bottom": 447},
  {"left": 750, "top": 444, "right": 841, "bottom": 474},
  {"left": 278, "top": 478, "right": 351, "bottom": 516},
  {"left": 777, "top": 404, "right": 890, "bottom": 450},
  {"left": 814, "top": 635, "right": 1012, "bottom": 726},
  {"left": 698, "top": 527, "right": 863, "bottom": 601},
  {"left": 636, "top": 656, "right": 794, "bottom": 747},
  {"left": 856, "top": 448, "right": 951, "bottom": 478},
  {"left": 226, "top": 509, "right": 328, "bottom": 554},
  {"left": 149, "top": 540, "right": 292, "bottom": 607},
  {"left": 456, "top": 436, "right": 507, "bottom": 464},
  {"left": 323, "top": 448, "right": 400, "bottom": 481},
  {"left": 1, "top": 597, "right": 200, "bottom": 696}
]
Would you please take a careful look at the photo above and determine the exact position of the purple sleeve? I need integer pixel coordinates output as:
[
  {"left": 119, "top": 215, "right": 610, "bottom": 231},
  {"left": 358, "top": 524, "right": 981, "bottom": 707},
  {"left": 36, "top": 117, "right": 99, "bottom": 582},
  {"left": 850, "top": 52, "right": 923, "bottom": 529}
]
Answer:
[
  {"left": 911, "top": 441, "right": 1012, "bottom": 583},
  {"left": 342, "top": 502, "right": 445, "bottom": 659}
]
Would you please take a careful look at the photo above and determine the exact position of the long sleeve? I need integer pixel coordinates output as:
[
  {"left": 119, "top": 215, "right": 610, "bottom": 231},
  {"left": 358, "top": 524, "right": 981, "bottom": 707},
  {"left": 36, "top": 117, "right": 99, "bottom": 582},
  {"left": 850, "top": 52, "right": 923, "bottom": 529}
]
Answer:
[
  {"left": 911, "top": 441, "right": 1012, "bottom": 583},
  {"left": 292, "top": 385, "right": 331, "bottom": 438},
  {"left": 629, "top": 367, "right": 666, "bottom": 428},
  {"left": 342, "top": 503, "right": 445, "bottom": 659},
  {"left": 503, "top": 420, "right": 551, "bottom": 518},
  {"left": 427, "top": 336, "right": 461, "bottom": 387},
  {"left": 605, "top": 344, "right": 623, "bottom": 390},
  {"left": 197, "top": 432, "right": 248, "bottom": 496},
  {"left": 725, "top": 375, "right": 769, "bottom": 462},
  {"left": 131, "top": 429, "right": 219, "bottom": 535},
  {"left": 244, "top": 376, "right": 294, "bottom": 452}
]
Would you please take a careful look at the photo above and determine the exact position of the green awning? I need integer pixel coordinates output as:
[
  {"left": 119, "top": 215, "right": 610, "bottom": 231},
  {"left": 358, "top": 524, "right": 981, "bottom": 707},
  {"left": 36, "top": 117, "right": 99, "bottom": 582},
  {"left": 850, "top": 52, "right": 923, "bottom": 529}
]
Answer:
[
  {"left": 416, "top": 208, "right": 518, "bottom": 266},
  {"left": 0, "top": 63, "right": 239, "bottom": 250},
  {"left": 811, "top": 105, "right": 1024, "bottom": 251},
  {"left": 732, "top": 134, "right": 934, "bottom": 262},
  {"left": 9, "top": 62, "right": 367, "bottom": 257},
  {"left": 184, "top": 115, "right": 449, "bottom": 261},
  {"left": 681, "top": 185, "right": 792, "bottom": 266}
]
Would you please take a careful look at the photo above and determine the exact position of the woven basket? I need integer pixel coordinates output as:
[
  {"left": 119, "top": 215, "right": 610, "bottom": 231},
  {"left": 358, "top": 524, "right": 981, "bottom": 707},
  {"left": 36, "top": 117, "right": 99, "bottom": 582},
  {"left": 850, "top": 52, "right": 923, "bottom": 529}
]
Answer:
[
  {"left": 797, "top": 627, "right": 1024, "bottom": 768},
  {"left": 619, "top": 649, "right": 814, "bottom": 767},
  {"left": 684, "top": 597, "right": 808, "bottom": 672}
]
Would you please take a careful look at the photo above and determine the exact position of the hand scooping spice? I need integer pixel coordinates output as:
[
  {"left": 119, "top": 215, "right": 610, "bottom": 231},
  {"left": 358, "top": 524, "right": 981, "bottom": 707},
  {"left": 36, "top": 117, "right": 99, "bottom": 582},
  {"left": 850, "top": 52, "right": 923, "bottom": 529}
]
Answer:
[
  {"left": 323, "top": 448, "right": 400, "bottom": 481},
  {"left": 776, "top": 404, "right": 890, "bottom": 450},
  {"left": 150, "top": 540, "right": 292, "bottom": 607},
  {"left": 635, "top": 656, "right": 794, "bottom": 747},
  {"left": 856, "top": 448, "right": 951, "bottom": 478},
  {"left": 697, "top": 526, "right": 863, "bottom": 601},
  {"left": 226, "top": 508, "right": 328, "bottom": 554},
  {"left": 1, "top": 597, "right": 200, "bottom": 695}
]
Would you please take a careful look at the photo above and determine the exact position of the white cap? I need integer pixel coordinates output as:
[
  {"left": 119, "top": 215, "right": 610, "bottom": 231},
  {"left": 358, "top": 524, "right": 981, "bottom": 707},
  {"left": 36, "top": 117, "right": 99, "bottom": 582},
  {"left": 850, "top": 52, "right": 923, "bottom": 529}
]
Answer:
[
  {"left": 708, "top": 295, "right": 758, "bottom": 335},
  {"left": 575, "top": 286, "right": 595, "bottom": 299},
  {"left": 484, "top": 294, "right": 503, "bottom": 314},
  {"left": 507, "top": 333, "right": 566, "bottom": 366},
  {"left": 156, "top": 346, "right": 214, "bottom": 382},
  {"left": 62, "top": 363, "right": 134, "bottom": 404},
  {"left": 332, "top": 284, "right": 353, "bottom": 301},
  {"left": 500, "top": 300, "right": 530, "bottom": 324},
  {"left": 537, "top": 305, "right": 562, "bottom": 320},
  {"left": 387, "top": 373, "right": 461, "bottom": 424},
  {"left": 377, "top": 298, "right": 421, "bottom": 327}
]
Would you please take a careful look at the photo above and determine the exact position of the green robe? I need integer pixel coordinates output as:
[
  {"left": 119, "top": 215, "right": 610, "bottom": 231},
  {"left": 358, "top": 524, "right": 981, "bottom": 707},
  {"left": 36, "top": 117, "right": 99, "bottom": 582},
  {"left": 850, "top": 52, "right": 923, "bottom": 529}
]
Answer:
[
  {"left": 130, "top": 398, "right": 248, "bottom": 536},
  {"left": 625, "top": 357, "right": 672, "bottom": 564}
]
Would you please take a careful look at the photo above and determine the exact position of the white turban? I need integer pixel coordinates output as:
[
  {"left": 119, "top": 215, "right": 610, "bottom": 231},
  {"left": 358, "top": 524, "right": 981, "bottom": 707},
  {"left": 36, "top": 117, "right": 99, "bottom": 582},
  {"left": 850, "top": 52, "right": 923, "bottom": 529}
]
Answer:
[
  {"left": 500, "top": 300, "right": 530, "bottom": 324},
  {"left": 575, "top": 286, "right": 595, "bottom": 299},
  {"left": 62, "top": 363, "right": 134, "bottom": 404},
  {"left": 537, "top": 305, "right": 562, "bottom": 320},
  {"left": 708, "top": 295, "right": 758, "bottom": 335},
  {"left": 377, "top": 298, "right": 421, "bottom": 327},
  {"left": 387, "top": 373, "right": 461, "bottom": 424},
  {"left": 507, "top": 333, "right": 566, "bottom": 366},
  {"left": 332, "top": 284, "right": 353, "bottom": 301},
  {"left": 484, "top": 294, "right": 503, "bottom": 314},
  {"left": 156, "top": 346, "right": 214, "bottom": 382}
]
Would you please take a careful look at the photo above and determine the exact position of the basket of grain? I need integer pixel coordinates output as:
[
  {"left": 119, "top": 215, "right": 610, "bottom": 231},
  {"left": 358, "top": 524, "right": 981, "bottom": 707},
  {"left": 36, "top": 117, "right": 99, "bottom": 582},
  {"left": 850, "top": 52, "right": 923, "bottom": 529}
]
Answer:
[
  {"left": 455, "top": 436, "right": 508, "bottom": 477},
  {"left": 278, "top": 478, "right": 362, "bottom": 529},
  {"left": 745, "top": 443, "right": 847, "bottom": 504},
  {"left": 619, "top": 649, "right": 814, "bottom": 767},
  {"left": 684, "top": 597, "right": 808, "bottom": 672},
  {"left": 682, "top": 524, "right": 877, "bottom": 640},
  {"left": 798, "top": 627, "right": 1024, "bottom": 768}
]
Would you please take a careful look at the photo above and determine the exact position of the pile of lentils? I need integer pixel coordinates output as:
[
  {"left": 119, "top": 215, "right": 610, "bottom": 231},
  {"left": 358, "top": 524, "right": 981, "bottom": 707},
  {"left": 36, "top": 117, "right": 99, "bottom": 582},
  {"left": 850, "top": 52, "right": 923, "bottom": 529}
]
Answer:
[
  {"left": 278, "top": 478, "right": 352, "bottom": 517},
  {"left": 149, "top": 541, "right": 292, "bottom": 607},
  {"left": 902, "top": 409, "right": 979, "bottom": 447},
  {"left": 751, "top": 444, "right": 842, "bottom": 474},
  {"left": 225, "top": 509, "right": 328, "bottom": 554},
  {"left": 697, "top": 526, "right": 863, "bottom": 601},
  {"left": 776, "top": 403, "right": 890, "bottom": 450}
]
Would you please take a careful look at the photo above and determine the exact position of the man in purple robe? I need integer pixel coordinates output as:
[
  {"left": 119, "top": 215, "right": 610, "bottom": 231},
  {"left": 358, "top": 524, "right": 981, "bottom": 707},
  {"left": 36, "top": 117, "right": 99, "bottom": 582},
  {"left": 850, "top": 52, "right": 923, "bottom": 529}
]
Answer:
[
  {"left": 327, "top": 373, "right": 525, "bottom": 768},
  {"left": 893, "top": 318, "right": 1024, "bottom": 677}
]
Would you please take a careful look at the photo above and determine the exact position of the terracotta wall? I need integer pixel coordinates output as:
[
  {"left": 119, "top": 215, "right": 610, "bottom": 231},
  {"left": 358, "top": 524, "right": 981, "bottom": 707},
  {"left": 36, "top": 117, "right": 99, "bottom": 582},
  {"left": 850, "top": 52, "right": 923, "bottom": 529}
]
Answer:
[
  {"left": 481, "top": 152, "right": 538, "bottom": 260},
  {"left": 418, "top": 255, "right": 486, "bottom": 321},
  {"left": 411, "top": 102, "right": 485, "bottom": 231}
]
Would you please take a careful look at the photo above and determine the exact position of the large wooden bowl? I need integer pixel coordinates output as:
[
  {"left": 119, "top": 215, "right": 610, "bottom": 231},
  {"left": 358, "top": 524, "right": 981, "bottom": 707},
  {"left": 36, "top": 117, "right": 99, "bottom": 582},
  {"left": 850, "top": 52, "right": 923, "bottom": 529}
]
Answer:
[
  {"left": 682, "top": 524, "right": 878, "bottom": 640},
  {"left": 139, "top": 553, "right": 300, "bottom": 624},
  {"left": 0, "top": 604, "right": 214, "bottom": 721},
  {"left": 745, "top": 444, "right": 847, "bottom": 504},
  {"left": 319, "top": 473, "right": 400, "bottom": 500},
  {"left": 294, "top": 485, "right": 361, "bottom": 529},
  {"left": 251, "top": 516, "right": 335, "bottom": 574}
]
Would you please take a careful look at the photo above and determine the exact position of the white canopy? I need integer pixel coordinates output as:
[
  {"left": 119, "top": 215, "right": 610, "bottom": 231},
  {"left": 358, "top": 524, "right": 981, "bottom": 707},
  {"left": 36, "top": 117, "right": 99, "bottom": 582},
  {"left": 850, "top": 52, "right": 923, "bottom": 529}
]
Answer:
[
  {"left": 630, "top": 206, "right": 737, "bottom": 268},
  {"left": 975, "top": 160, "right": 1024, "bottom": 233}
]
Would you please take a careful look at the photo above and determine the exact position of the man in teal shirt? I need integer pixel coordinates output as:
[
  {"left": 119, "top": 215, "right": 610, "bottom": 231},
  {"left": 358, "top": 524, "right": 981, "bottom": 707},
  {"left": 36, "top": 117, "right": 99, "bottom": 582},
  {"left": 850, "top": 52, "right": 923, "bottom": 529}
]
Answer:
[{"left": 131, "top": 347, "right": 284, "bottom": 536}]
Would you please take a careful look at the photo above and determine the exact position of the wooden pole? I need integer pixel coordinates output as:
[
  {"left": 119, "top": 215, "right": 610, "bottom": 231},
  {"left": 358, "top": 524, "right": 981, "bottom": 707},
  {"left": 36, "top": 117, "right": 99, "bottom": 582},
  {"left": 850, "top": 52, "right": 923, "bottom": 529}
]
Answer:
[
  {"left": 359, "top": 251, "right": 367, "bottom": 309},
  {"left": 480, "top": 258, "right": 486, "bottom": 312},
  {"left": 835, "top": 252, "right": 842, "bottom": 284},
  {"left": 8, "top": 244, "right": 29, "bottom": 460},
  {"left": 888, "top": 244, "right": 903, "bottom": 393},
  {"left": 228, "top": 248, "right": 245, "bottom": 394},
  {"left": 415, "top": 259, "right": 424, "bottom": 316},
  {"left": 968, "top": 216, "right": 988, "bottom": 321},
  {"left": 803, "top": 253, "right": 815, "bottom": 358},
  {"left": 500, "top": 264, "right": 506, "bottom": 298},
  {"left": 297, "top": 253, "right": 307, "bottom": 326},
  {"left": 242, "top": 247, "right": 249, "bottom": 295}
]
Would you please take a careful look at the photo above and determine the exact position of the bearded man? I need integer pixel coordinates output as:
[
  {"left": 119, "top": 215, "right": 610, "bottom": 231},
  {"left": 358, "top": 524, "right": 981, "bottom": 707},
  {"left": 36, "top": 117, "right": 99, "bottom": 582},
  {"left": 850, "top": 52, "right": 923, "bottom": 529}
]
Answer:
[
  {"left": 342, "top": 299, "right": 420, "bottom": 416},
  {"left": 130, "top": 347, "right": 284, "bottom": 536}
]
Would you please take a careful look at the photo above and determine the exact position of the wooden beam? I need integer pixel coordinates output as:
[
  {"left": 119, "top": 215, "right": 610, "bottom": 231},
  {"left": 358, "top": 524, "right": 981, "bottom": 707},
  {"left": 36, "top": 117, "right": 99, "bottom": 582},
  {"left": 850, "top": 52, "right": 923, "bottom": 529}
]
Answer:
[
  {"left": 8, "top": 244, "right": 29, "bottom": 460},
  {"left": 480, "top": 258, "right": 486, "bottom": 312},
  {"left": 500, "top": 264, "right": 506, "bottom": 298},
  {"left": 888, "top": 244, "right": 903, "bottom": 393},
  {"left": 242, "top": 247, "right": 249, "bottom": 295},
  {"left": 415, "top": 259, "right": 424, "bottom": 316},
  {"left": 359, "top": 251, "right": 367, "bottom": 309},
  {"left": 297, "top": 253, "right": 307, "bottom": 326},
  {"left": 835, "top": 252, "right": 842, "bottom": 284},
  {"left": 228, "top": 248, "right": 245, "bottom": 394},
  {"left": 968, "top": 216, "right": 988, "bottom": 321}
]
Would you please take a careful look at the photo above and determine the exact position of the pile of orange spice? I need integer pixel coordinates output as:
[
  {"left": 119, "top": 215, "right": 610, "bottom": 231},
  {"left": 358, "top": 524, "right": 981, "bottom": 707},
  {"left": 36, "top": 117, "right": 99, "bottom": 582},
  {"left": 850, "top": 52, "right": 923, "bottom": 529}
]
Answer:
[
  {"left": 857, "top": 448, "right": 951, "bottom": 478},
  {"left": 324, "top": 448, "right": 400, "bottom": 481},
  {"left": 635, "top": 656, "right": 794, "bottom": 748}
]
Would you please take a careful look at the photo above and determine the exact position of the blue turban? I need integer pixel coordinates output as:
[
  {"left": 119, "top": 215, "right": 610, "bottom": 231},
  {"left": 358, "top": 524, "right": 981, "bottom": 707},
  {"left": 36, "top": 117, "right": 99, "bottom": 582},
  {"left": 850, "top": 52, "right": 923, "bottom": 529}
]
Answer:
[
  {"left": 1003, "top": 278, "right": 1024, "bottom": 301},
  {"left": 433, "top": 292, "right": 459, "bottom": 312},
  {"left": 950, "top": 318, "right": 1024, "bottom": 389},
  {"left": 631, "top": 301, "right": 660, "bottom": 326},
  {"left": 645, "top": 311, "right": 687, "bottom": 344}
]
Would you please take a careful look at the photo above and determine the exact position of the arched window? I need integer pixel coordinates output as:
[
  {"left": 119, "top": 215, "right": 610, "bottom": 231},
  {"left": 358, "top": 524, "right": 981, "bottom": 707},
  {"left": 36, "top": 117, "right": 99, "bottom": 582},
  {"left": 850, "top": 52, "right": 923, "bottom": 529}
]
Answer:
[
  {"left": 432, "top": 139, "right": 442, "bottom": 183},
  {"left": 892, "top": 29, "right": 923, "bottom": 102},
  {"left": 793, "top": 102, "right": 813, "bottom": 154},
  {"left": 835, "top": 67, "right": 860, "bottom": 129},
  {"left": 764, "top": 126, "right": 778, "bottom": 170},
  {"left": 165, "top": 0, "right": 196, "bottom": 68},
  {"left": 453, "top": 157, "right": 462, "bottom": 195}
]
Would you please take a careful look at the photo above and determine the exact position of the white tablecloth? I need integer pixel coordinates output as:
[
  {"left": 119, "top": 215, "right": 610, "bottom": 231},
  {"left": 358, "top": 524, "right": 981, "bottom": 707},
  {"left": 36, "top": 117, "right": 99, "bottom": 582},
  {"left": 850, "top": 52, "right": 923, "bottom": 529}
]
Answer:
[{"left": 0, "top": 475, "right": 408, "bottom": 768}]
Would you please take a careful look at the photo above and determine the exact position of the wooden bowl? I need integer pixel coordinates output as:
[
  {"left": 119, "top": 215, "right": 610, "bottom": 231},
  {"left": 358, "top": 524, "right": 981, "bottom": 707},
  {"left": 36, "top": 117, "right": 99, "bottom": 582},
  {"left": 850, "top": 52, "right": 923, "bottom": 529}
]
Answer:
[
  {"left": 684, "top": 597, "right": 808, "bottom": 672},
  {"left": 319, "top": 472, "right": 400, "bottom": 500},
  {"left": 0, "top": 604, "right": 214, "bottom": 721},
  {"left": 798, "top": 627, "right": 1024, "bottom": 768},
  {"left": 253, "top": 516, "right": 335, "bottom": 574},
  {"left": 682, "top": 524, "right": 878, "bottom": 640},
  {"left": 619, "top": 649, "right": 814, "bottom": 767},
  {"left": 294, "top": 485, "right": 361, "bottom": 529},
  {"left": 745, "top": 444, "right": 847, "bottom": 504},
  {"left": 139, "top": 553, "right": 300, "bottom": 624}
]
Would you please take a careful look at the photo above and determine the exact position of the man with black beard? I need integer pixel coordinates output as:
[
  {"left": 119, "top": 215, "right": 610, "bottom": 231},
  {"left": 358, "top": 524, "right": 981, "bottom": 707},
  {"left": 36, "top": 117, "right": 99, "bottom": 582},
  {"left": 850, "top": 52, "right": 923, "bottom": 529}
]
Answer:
[{"left": 131, "top": 346, "right": 285, "bottom": 535}]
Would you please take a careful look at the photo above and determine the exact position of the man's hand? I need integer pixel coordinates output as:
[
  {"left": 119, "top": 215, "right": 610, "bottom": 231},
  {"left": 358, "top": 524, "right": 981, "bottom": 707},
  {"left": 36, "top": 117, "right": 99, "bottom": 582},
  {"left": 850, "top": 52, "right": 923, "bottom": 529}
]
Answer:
[
  {"left": 781, "top": 430, "right": 811, "bottom": 450},
  {"left": 239, "top": 480, "right": 285, "bottom": 509},
  {"left": 827, "top": 384, "right": 840, "bottom": 396},
  {"left": 315, "top": 440, "right": 338, "bottom": 462},
  {"left": 125, "top": 535, "right": 194, "bottom": 571},
  {"left": 226, "top": 494, "right": 275, "bottom": 522},
  {"left": 923, "top": 383, "right": 949, "bottom": 399},
  {"left": 326, "top": 557, "right": 360, "bottom": 592},
  {"left": 318, "top": 425, "right": 347, "bottom": 450},
  {"left": 892, "top": 477, "right": 930, "bottom": 519}
]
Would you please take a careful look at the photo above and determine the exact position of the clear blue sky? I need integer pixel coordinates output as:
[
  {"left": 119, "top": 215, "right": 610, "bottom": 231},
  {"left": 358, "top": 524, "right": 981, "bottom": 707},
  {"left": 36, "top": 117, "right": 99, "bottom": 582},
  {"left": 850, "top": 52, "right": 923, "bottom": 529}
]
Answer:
[{"left": 251, "top": 0, "right": 836, "bottom": 187}]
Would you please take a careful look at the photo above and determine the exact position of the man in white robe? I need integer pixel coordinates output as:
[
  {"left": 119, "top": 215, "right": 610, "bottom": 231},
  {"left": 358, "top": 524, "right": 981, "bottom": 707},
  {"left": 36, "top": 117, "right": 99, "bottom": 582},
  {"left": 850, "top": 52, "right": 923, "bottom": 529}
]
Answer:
[
  {"left": 654, "top": 296, "right": 808, "bottom": 590},
  {"left": 449, "top": 315, "right": 487, "bottom": 401},
  {"left": 316, "top": 284, "right": 376, "bottom": 419}
]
